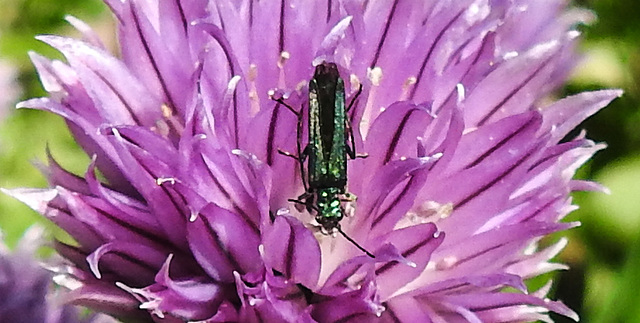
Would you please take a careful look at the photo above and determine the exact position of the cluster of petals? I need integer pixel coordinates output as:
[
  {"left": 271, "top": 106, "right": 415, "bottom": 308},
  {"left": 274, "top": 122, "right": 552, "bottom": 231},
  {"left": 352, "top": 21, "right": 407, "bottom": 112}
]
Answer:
[
  {"left": 7, "top": 0, "right": 621, "bottom": 322},
  {"left": 0, "top": 226, "right": 115, "bottom": 322}
]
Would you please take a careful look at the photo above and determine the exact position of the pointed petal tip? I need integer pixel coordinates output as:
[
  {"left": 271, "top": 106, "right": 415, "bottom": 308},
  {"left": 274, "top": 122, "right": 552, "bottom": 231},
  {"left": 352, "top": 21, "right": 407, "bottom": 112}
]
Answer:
[
  {"left": 17, "top": 97, "right": 49, "bottom": 110},
  {"left": 587, "top": 88, "right": 623, "bottom": 102},
  {"left": 34, "top": 34, "right": 63, "bottom": 45},
  {"left": 550, "top": 299, "right": 579, "bottom": 322},
  {"left": 1, "top": 187, "right": 59, "bottom": 213},
  {"left": 611, "top": 88, "right": 624, "bottom": 97}
]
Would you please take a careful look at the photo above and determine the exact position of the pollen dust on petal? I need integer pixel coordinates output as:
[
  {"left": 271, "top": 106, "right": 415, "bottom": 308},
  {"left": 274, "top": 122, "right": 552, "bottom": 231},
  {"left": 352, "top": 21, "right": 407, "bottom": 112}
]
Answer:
[{"left": 396, "top": 201, "right": 454, "bottom": 230}]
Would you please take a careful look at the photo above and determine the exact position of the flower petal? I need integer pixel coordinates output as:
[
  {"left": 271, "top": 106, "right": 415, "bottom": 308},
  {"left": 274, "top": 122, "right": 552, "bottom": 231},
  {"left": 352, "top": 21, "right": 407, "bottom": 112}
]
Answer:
[
  {"left": 374, "top": 223, "right": 444, "bottom": 299},
  {"left": 262, "top": 215, "right": 321, "bottom": 289},
  {"left": 355, "top": 157, "right": 438, "bottom": 238},
  {"left": 187, "top": 203, "right": 261, "bottom": 283},
  {"left": 86, "top": 241, "right": 166, "bottom": 285},
  {"left": 540, "top": 89, "right": 623, "bottom": 143},
  {"left": 382, "top": 295, "right": 433, "bottom": 323},
  {"left": 463, "top": 40, "right": 565, "bottom": 126},
  {"left": 37, "top": 35, "right": 165, "bottom": 127},
  {"left": 363, "top": 101, "right": 434, "bottom": 172}
]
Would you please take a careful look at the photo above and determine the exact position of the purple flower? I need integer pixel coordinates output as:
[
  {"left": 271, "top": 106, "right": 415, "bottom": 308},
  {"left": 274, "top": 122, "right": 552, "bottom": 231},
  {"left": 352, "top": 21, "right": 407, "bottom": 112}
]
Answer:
[
  {"left": 0, "top": 226, "right": 116, "bottom": 323},
  {"left": 7, "top": 0, "right": 621, "bottom": 322}
]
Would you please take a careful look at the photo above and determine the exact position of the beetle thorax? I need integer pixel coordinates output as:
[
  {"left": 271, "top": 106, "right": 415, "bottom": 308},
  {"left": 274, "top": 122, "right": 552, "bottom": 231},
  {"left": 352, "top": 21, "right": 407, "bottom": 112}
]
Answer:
[{"left": 315, "top": 187, "right": 344, "bottom": 233}]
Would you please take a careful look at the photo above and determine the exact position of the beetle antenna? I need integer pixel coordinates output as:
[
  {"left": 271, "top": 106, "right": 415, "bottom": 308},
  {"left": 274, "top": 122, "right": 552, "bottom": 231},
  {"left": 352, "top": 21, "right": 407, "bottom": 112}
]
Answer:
[{"left": 337, "top": 226, "right": 375, "bottom": 258}]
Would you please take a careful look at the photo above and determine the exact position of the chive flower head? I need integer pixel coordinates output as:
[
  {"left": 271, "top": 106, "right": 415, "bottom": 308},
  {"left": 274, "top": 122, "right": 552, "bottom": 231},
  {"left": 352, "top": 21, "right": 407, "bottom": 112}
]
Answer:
[{"left": 8, "top": 0, "right": 621, "bottom": 321}]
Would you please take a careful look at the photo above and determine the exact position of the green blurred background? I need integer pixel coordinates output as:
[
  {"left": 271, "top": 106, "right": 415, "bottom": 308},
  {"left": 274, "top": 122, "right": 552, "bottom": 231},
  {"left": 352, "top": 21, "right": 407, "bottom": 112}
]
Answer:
[{"left": 0, "top": 1, "right": 637, "bottom": 322}]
